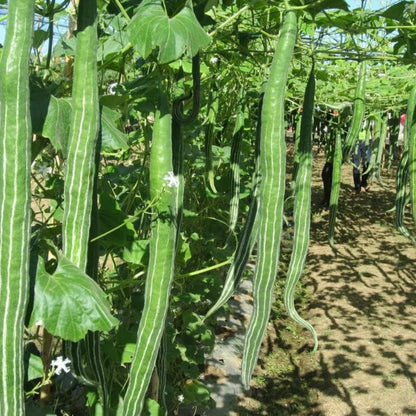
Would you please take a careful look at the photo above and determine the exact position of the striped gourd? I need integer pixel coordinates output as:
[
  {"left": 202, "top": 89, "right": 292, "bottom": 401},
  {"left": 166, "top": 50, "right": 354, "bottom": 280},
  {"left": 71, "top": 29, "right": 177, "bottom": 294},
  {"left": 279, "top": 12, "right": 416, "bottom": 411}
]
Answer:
[
  {"left": 172, "top": 53, "right": 200, "bottom": 125},
  {"left": 171, "top": 97, "right": 185, "bottom": 254},
  {"left": 292, "top": 109, "right": 302, "bottom": 183},
  {"left": 205, "top": 87, "right": 219, "bottom": 194},
  {"left": 374, "top": 113, "right": 388, "bottom": 185},
  {"left": 407, "top": 82, "right": 416, "bottom": 228},
  {"left": 63, "top": 0, "right": 99, "bottom": 272},
  {"left": 61, "top": 0, "right": 108, "bottom": 403},
  {"left": 386, "top": 113, "right": 398, "bottom": 170},
  {"left": 284, "top": 66, "right": 318, "bottom": 351},
  {"left": 342, "top": 61, "right": 366, "bottom": 163},
  {"left": 394, "top": 150, "right": 413, "bottom": 242},
  {"left": 0, "top": 1, "right": 34, "bottom": 413},
  {"left": 229, "top": 93, "right": 245, "bottom": 232},
  {"left": 154, "top": 56, "right": 202, "bottom": 411},
  {"left": 172, "top": 53, "right": 201, "bottom": 246},
  {"left": 204, "top": 96, "right": 263, "bottom": 320},
  {"left": 241, "top": 10, "right": 297, "bottom": 390},
  {"left": 328, "top": 130, "right": 343, "bottom": 249},
  {"left": 363, "top": 116, "right": 380, "bottom": 176},
  {"left": 122, "top": 91, "right": 177, "bottom": 415}
]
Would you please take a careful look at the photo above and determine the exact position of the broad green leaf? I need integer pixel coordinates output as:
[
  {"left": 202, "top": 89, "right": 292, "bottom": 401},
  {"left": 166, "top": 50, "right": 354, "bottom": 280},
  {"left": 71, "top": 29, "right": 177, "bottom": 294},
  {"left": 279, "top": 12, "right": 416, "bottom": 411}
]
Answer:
[
  {"left": 33, "top": 29, "right": 49, "bottom": 49},
  {"left": 30, "top": 83, "right": 52, "bottom": 134},
  {"left": 28, "top": 353, "right": 44, "bottom": 381},
  {"left": 30, "top": 255, "right": 118, "bottom": 342},
  {"left": 307, "top": 0, "right": 349, "bottom": 16},
  {"left": 381, "top": 1, "right": 410, "bottom": 20},
  {"left": 101, "top": 105, "right": 129, "bottom": 151},
  {"left": 315, "top": 10, "right": 356, "bottom": 29},
  {"left": 122, "top": 239, "right": 149, "bottom": 265},
  {"left": 121, "top": 343, "right": 136, "bottom": 364},
  {"left": 97, "top": 28, "right": 129, "bottom": 62},
  {"left": 143, "top": 398, "right": 164, "bottom": 416},
  {"left": 98, "top": 193, "right": 137, "bottom": 248},
  {"left": 42, "top": 96, "right": 72, "bottom": 157},
  {"left": 182, "top": 379, "right": 214, "bottom": 407},
  {"left": 53, "top": 36, "right": 76, "bottom": 57},
  {"left": 127, "top": 0, "right": 211, "bottom": 63}
]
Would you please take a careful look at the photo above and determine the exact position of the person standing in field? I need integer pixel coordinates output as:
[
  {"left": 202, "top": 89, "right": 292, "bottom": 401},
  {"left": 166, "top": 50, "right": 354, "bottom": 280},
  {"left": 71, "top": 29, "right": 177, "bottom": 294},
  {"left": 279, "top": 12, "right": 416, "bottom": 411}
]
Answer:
[
  {"left": 397, "top": 109, "right": 406, "bottom": 158},
  {"left": 352, "top": 122, "right": 371, "bottom": 194}
]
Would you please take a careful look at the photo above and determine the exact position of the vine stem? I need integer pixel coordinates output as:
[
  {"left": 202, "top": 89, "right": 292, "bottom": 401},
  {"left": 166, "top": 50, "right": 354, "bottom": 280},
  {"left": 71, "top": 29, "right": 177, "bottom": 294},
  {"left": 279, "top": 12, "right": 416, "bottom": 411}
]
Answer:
[
  {"left": 209, "top": 5, "right": 250, "bottom": 38},
  {"left": 114, "top": 0, "right": 130, "bottom": 22}
]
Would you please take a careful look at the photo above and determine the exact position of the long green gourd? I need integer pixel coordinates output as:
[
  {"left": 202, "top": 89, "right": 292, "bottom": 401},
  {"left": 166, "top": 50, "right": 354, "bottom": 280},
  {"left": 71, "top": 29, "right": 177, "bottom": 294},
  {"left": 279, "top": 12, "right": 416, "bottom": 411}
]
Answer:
[
  {"left": 228, "top": 92, "right": 245, "bottom": 232},
  {"left": 342, "top": 61, "right": 366, "bottom": 163},
  {"left": 0, "top": 1, "right": 34, "bottom": 413},
  {"left": 394, "top": 150, "right": 414, "bottom": 242},
  {"left": 205, "top": 87, "right": 219, "bottom": 194},
  {"left": 363, "top": 115, "right": 381, "bottom": 176},
  {"left": 153, "top": 56, "right": 202, "bottom": 411},
  {"left": 204, "top": 96, "right": 263, "bottom": 320},
  {"left": 123, "top": 91, "right": 177, "bottom": 415},
  {"left": 61, "top": 0, "right": 108, "bottom": 404},
  {"left": 292, "top": 109, "right": 302, "bottom": 183},
  {"left": 374, "top": 113, "right": 387, "bottom": 185},
  {"left": 407, "top": 83, "right": 416, "bottom": 228},
  {"left": 62, "top": 2, "right": 99, "bottom": 268},
  {"left": 241, "top": 9, "right": 297, "bottom": 390},
  {"left": 284, "top": 66, "right": 318, "bottom": 351},
  {"left": 395, "top": 85, "right": 416, "bottom": 242},
  {"left": 172, "top": 55, "right": 201, "bottom": 246},
  {"left": 328, "top": 130, "right": 342, "bottom": 249}
]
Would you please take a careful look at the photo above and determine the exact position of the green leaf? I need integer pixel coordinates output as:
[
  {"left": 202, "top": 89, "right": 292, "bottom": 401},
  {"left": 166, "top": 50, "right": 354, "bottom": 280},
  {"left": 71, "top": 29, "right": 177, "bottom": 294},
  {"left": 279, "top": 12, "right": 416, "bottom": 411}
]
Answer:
[
  {"left": 381, "top": 1, "right": 410, "bottom": 20},
  {"left": 53, "top": 36, "right": 76, "bottom": 57},
  {"left": 122, "top": 239, "right": 149, "bottom": 265},
  {"left": 121, "top": 343, "right": 136, "bottom": 364},
  {"left": 127, "top": 0, "right": 211, "bottom": 63},
  {"left": 98, "top": 193, "right": 137, "bottom": 248},
  {"left": 30, "top": 83, "right": 52, "bottom": 135},
  {"left": 28, "top": 353, "right": 44, "bottom": 381},
  {"left": 308, "top": 0, "right": 349, "bottom": 15},
  {"left": 143, "top": 398, "right": 164, "bottom": 416},
  {"left": 42, "top": 96, "right": 72, "bottom": 157},
  {"left": 30, "top": 254, "right": 118, "bottom": 342},
  {"left": 33, "top": 29, "right": 49, "bottom": 49},
  {"left": 182, "top": 379, "right": 214, "bottom": 407},
  {"left": 101, "top": 105, "right": 129, "bottom": 151}
]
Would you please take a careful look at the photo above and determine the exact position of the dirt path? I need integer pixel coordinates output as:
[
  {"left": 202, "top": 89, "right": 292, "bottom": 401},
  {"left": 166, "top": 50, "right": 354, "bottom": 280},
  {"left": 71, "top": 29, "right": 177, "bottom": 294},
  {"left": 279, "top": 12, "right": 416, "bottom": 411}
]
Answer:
[
  {"left": 233, "top": 149, "right": 416, "bottom": 416},
  {"left": 305, "top": 150, "right": 416, "bottom": 415}
]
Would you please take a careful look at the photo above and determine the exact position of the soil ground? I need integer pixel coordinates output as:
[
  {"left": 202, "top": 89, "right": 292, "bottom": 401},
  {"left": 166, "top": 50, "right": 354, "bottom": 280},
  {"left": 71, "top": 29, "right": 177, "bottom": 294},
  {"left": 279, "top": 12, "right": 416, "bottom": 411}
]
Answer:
[{"left": 236, "top": 147, "right": 416, "bottom": 415}]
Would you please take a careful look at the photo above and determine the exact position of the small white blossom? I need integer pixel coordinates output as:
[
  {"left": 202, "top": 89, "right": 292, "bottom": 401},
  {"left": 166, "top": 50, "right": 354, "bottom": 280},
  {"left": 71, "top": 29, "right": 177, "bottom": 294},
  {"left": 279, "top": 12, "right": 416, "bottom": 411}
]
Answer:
[
  {"left": 163, "top": 171, "right": 180, "bottom": 188},
  {"left": 35, "top": 163, "right": 52, "bottom": 177},
  {"left": 209, "top": 56, "right": 219, "bottom": 64},
  {"left": 108, "top": 82, "right": 118, "bottom": 95},
  {"left": 51, "top": 356, "right": 71, "bottom": 375},
  {"left": 178, "top": 394, "right": 184, "bottom": 403}
]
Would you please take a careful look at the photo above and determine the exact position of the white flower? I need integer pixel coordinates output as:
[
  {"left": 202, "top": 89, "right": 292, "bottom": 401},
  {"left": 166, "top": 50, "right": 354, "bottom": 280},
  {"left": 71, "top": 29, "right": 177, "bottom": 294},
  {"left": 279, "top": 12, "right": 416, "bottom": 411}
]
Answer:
[
  {"left": 163, "top": 171, "right": 180, "bottom": 188},
  {"left": 51, "top": 356, "right": 71, "bottom": 375},
  {"left": 209, "top": 56, "right": 219, "bottom": 64},
  {"left": 178, "top": 394, "right": 184, "bottom": 403},
  {"left": 35, "top": 163, "right": 52, "bottom": 177},
  {"left": 108, "top": 82, "right": 118, "bottom": 95}
]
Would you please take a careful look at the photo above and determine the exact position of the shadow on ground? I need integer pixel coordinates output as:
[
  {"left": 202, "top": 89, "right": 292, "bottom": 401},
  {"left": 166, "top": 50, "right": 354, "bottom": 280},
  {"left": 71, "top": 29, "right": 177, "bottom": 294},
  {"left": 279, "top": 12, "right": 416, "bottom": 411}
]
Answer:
[{"left": 235, "top": 151, "right": 416, "bottom": 415}]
